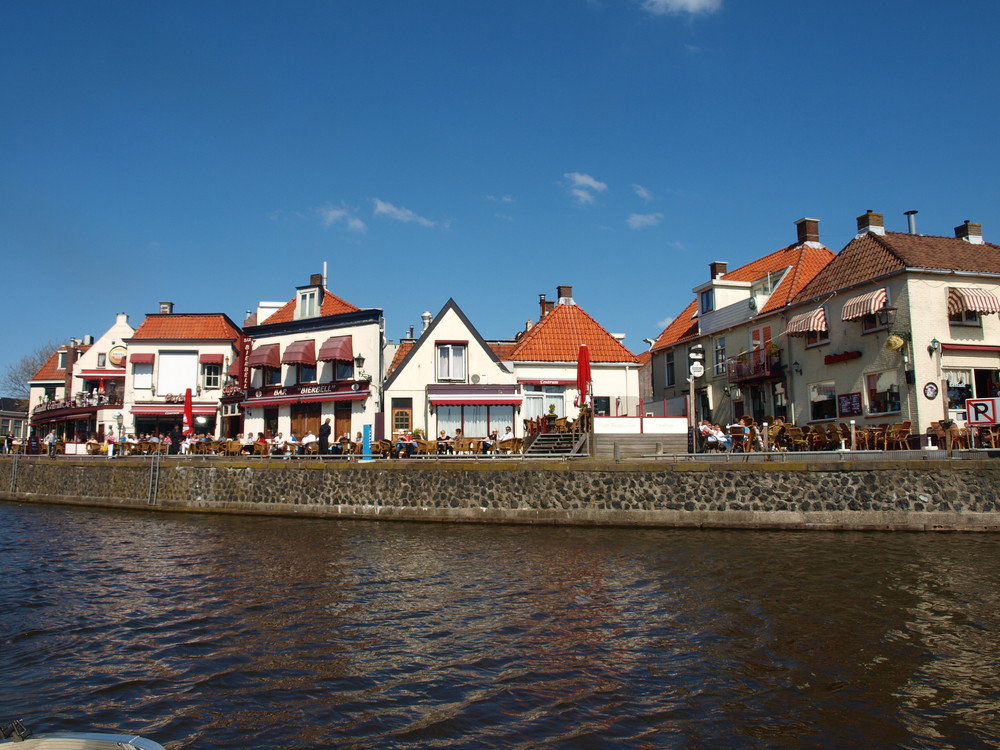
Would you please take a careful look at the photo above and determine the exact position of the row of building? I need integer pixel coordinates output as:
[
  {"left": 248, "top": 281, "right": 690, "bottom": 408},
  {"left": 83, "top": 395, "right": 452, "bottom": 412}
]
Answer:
[
  {"left": 25, "top": 278, "right": 640, "bottom": 445},
  {"left": 20, "top": 208, "right": 1000, "bottom": 449},
  {"left": 646, "top": 211, "right": 1000, "bottom": 443}
]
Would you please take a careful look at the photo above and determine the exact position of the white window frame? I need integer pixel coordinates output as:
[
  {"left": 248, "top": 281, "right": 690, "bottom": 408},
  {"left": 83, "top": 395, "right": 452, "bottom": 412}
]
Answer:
[
  {"left": 808, "top": 380, "right": 837, "bottom": 422},
  {"left": 436, "top": 344, "right": 467, "bottom": 382},
  {"left": 713, "top": 336, "right": 726, "bottom": 376}
]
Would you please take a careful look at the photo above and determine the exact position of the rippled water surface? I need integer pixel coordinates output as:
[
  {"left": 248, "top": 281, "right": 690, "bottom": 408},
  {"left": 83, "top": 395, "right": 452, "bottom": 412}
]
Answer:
[{"left": 3, "top": 502, "right": 1000, "bottom": 749}]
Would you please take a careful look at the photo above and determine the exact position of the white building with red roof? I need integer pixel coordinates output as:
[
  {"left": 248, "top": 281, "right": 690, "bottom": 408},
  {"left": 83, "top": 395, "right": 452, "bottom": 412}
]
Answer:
[
  {"left": 123, "top": 302, "right": 242, "bottom": 438},
  {"left": 240, "top": 272, "right": 384, "bottom": 443}
]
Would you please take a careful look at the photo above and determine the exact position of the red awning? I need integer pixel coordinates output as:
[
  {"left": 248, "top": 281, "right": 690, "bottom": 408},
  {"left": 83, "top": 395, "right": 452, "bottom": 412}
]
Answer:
[
  {"left": 783, "top": 308, "right": 827, "bottom": 336},
  {"left": 842, "top": 288, "right": 888, "bottom": 321},
  {"left": 227, "top": 354, "right": 242, "bottom": 377},
  {"left": 199, "top": 353, "right": 225, "bottom": 365},
  {"left": 430, "top": 399, "right": 522, "bottom": 406},
  {"left": 948, "top": 287, "right": 1000, "bottom": 316},
  {"left": 246, "top": 344, "right": 280, "bottom": 369},
  {"left": 129, "top": 353, "right": 155, "bottom": 365},
  {"left": 282, "top": 340, "right": 317, "bottom": 366},
  {"left": 317, "top": 335, "right": 353, "bottom": 362}
]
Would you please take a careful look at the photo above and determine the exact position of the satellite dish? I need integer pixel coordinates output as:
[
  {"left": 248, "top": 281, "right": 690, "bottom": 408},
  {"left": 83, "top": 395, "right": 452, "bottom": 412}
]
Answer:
[
  {"left": 885, "top": 335, "right": 905, "bottom": 351},
  {"left": 748, "top": 296, "right": 758, "bottom": 310}
]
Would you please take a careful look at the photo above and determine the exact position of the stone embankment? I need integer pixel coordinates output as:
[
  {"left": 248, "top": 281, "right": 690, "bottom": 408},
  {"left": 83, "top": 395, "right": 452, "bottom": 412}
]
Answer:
[{"left": 1, "top": 455, "right": 998, "bottom": 531}]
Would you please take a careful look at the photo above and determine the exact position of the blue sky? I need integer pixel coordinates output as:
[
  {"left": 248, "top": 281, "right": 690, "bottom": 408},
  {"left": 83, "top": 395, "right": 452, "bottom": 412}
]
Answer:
[{"left": 3, "top": 0, "right": 999, "bottom": 384}]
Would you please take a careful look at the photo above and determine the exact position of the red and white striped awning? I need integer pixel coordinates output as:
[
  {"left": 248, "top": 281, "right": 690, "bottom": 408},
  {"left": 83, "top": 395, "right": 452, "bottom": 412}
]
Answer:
[
  {"left": 842, "top": 288, "right": 888, "bottom": 321},
  {"left": 783, "top": 308, "right": 827, "bottom": 336},
  {"left": 948, "top": 287, "right": 1000, "bottom": 316}
]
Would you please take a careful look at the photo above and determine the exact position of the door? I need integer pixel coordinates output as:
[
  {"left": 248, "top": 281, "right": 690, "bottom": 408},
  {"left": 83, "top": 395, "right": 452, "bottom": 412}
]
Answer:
[
  {"left": 290, "top": 403, "right": 321, "bottom": 439},
  {"left": 334, "top": 402, "right": 352, "bottom": 440}
]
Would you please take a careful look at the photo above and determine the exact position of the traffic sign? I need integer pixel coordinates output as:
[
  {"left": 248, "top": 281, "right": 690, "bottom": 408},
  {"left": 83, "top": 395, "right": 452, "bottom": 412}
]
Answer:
[
  {"left": 689, "top": 362, "right": 705, "bottom": 378},
  {"left": 966, "top": 397, "right": 1000, "bottom": 425}
]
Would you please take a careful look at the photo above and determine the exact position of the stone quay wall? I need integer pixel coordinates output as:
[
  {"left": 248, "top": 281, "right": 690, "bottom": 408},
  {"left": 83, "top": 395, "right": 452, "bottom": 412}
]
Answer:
[{"left": 1, "top": 456, "right": 999, "bottom": 531}]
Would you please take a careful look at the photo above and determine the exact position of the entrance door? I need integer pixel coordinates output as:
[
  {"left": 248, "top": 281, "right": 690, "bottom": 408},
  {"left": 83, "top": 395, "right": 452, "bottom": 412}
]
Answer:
[
  {"left": 334, "top": 402, "right": 352, "bottom": 440},
  {"left": 290, "top": 403, "right": 321, "bottom": 439}
]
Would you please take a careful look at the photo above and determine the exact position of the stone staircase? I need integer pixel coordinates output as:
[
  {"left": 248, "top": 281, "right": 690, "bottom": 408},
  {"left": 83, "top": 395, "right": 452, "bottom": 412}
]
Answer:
[{"left": 523, "top": 432, "right": 589, "bottom": 456}]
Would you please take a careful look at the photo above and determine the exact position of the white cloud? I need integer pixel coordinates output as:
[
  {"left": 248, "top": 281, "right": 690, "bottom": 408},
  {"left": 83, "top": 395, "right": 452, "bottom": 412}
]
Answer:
[
  {"left": 642, "top": 0, "right": 721, "bottom": 15},
  {"left": 564, "top": 172, "right": 608, "bottom": 204},
  {"left": 317, "top": 204, "right": 366, "bottom": 232},
  {"left": 656, "top": 316, "right": 675, "bottom": 330},
  {"left": 485, "top": 194, "right": 515, "bottom": 203},
  {"left": 372, "top": 199, "right": 437, "bottom": 228},
  {"left": 627, "top": 212, "right": 663, "bottom": 229},
  {"left": 632, "top": 183, "right": 653, "bottom": 202}
]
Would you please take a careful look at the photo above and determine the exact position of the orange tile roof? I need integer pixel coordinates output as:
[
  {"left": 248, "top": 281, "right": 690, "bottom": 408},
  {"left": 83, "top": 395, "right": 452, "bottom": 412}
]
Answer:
[
  {"left": 649, "top": 241, "right": 834, "bottom": 351},
  {"left": 794, "top": 231, "right": 1000, "bottom": 302},
  {"left": 262, "top": 288, "right": 360, "bottom": 324},
  {"left": 30, "top": 345, "right": 91, "bottom": 382},
  {"left": 386, "top": 340, "right": 415, "bottom": 378},
  {"left": 651, "top": 299, "right": 699, "bottom": 350},
  {"left": 488, "top": 341, "right": 518, "bottom": 360},
  {"left": 131, "top": 314, "right": 241, "bottom": 341},
  {"left": 508, "top": 303, "right": 638, "bottom": 363}
]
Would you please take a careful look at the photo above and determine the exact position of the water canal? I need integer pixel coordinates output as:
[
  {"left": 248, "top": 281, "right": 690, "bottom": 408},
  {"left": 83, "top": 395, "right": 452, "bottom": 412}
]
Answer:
[{"left": 2, "top": 501, "right": 999, "bottom": 749}]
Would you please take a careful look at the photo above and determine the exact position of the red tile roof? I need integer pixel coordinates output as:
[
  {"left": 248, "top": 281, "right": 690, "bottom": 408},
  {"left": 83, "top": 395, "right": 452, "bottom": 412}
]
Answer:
[
  {"left": 488, "top": 341, "right": 519, "bottom": 360},
  {"left": 386, "top": 340, "right": 415, "bottom": 378},
  {"left": 30, "top": 345, "right": 91, "bottom": 382},
  {"left": 649, "top": 241, "right": 834, "bottom": 351},
  {"left": 262, "top": 289, "right": 360, "bottom": 324},
  {"left": 131, "top": 314, "right": 241, "bottom": 341},
  {"left": 508, "top": 303, "right": 638, "bottom": 363},
  {"left": 794, "top": 231, "right": 1000, "bottom": 302}
]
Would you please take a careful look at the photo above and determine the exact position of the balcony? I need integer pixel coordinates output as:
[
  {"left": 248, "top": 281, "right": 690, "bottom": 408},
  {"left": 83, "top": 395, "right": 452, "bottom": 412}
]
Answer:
[
  {"left": 726, "top": 351, "right": 783, "bottom": 383},
  {"left": 32, "top": 395, "right": 123, "bottom": 419}
]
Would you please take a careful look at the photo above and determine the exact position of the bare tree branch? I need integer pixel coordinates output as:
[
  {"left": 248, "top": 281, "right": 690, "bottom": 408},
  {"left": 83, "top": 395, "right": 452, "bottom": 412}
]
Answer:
[{"left": 1, "top": 342, "right": 61, "bottom": 399}]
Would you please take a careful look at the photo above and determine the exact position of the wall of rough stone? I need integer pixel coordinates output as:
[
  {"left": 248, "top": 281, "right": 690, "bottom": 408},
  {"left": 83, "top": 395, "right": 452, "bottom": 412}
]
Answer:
[{"left": 1, "top": 455, "right": 999, "bottom": 531}]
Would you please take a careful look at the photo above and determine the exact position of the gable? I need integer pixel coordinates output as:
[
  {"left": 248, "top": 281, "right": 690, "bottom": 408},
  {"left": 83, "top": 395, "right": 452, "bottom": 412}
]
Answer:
[{"left": 508, "top": 303, "right": 638, "bottom": 363}]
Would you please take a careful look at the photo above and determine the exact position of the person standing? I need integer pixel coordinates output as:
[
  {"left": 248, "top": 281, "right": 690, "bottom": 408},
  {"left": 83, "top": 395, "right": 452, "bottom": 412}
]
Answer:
[
  {"left": 319, "top": 418, "right": 332, "bottom": 455},
  {"left": 168, "top": 426, "right": 183, "bottom": 455},
  {"left": 44, "top": 430, "right": 58, "bottom": 456}
]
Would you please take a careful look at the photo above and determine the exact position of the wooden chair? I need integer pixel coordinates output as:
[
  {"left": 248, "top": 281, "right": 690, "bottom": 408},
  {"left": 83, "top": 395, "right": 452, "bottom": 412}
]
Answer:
[
  {"left": 885, "top": 422, "right": 911, "bottom": 451},
  {"left": 453, "top": 437, "right": 474, "bottom": 454},
  {"left": 868, "top": 424, "right": 890, "bottom": 451},
  {"left": 784, "top": 426, "right": 809, "bottom": 452},
  {"left": 729, "top": 425, "right": 748, "bottom": 452},
  {"left": 415, "top": 439, "right": 437, "bottom": 456}
]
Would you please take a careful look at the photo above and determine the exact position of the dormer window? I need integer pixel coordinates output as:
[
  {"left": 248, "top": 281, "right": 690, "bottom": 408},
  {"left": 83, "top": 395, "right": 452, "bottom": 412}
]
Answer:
[
  {"left": 58, "top": 351, "right": 67, "bottom": 370},
  {"left": 699, "top": 289, "right": 714, "bottom": 314},
  {"left": 297, "top": 288, "right": 319, "bottom": 319}
]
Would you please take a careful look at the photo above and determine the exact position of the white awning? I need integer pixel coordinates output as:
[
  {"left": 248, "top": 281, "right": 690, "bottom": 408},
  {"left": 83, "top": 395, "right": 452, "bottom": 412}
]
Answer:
[
  {"left": 948, "top": 287, "right": 1000, "bottom": 316},
  {"left": 842, "top": 288, "right": 888, "bottom": 321},
  {"left": 783, "top": 308, "right": 827, "bottom": 336}
]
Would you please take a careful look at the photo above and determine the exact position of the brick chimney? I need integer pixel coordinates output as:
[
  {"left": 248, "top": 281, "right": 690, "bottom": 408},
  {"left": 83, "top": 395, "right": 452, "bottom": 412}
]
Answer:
[
  {"left": 709, "top": 261, "right": 728, "bottom": 279},
  {"left": 856, "top": 210, "right": 885, "bottom": 237},
  {"left": 955, "top": 220, "right": 983, "bottom": 244},
  {"left": 557, "top": 285, "right": 574, "bottom": 304},
  {"left": 795, "top": 217, "right": 820, "bottom": 244},
  {"left": 310, "top": 273, "right": 323, "bottom": 286}
]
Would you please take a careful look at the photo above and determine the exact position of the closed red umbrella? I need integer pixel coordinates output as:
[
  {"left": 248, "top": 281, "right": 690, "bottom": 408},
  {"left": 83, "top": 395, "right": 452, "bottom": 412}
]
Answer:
[
  {"left": 182, "top": 388, "right": 194, "bottom": 436},
  {"left": 576, "top": 344, "right": 591, "bottom": 407},
  {"left": 98, "top": 379, "right": 105, "bottom": 395}
]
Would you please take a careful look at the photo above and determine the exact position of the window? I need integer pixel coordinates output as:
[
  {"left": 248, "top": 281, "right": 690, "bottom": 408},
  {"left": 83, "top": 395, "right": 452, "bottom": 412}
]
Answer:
[
  {"left": 861, "top": 312, "right": 888, "bottom": 333},
  {"left": 805, "top": 327, "right": 829, "bottom": 347},
  {"left": 264, "top": 367, "right": 281, "bottom": 386},
  {"left": 392, "top": 398, "right": 413, "bottom": 434},
  {"left": 334, "top": 360, "right": 354, "bottom": 381},
  {"left": 436, "top": 344, "right": 466, "bottom": 381},
  {"left": 298, "top": 289, "right": 318, "bottom": 319},
  {"left": 58, "top": 351, "right": 67, "bottom": 369},
  {"left": 700, "top": 289, "right": 715, "bottom": 314},
  {"left": 297, "top": 363, "right": 317, "bottom": 384},
  {"left": 665, "top": 351, "right": 675, "bottom": 387},
  {"left": 97, "top": 353, "right": 106, "bottom": 367},
  {"left": 714, "top": 337, "right": 726, "bottom": 376},
  {"left": 865, "top": 370, "right": 901, "bottom": 414},
  {"left": 808, "top": 381, "right": 837, "bottom": 421},
  {"left": 157, "top": 351, "right": 198, "bottom": 397},
  {"left": 133, "top": 363, "right": 153, "bottom": 390},
  {"left": 949, "top": 309, "right": 981, "bottom": 327},
  {"left": 524, "top": 385, "right": 565, "bottom": 418},
  {"left": 944, "top": 369, "right": 973, "bottom": 411},
  {"left": 203, "top": 364, "right": 222, "bottom": 389},
  {"left": 1, "top": 419, "right": 8, "bottom": 433},
  {"left": 751, "top": 270, "right": 785, "bottom": 297}
]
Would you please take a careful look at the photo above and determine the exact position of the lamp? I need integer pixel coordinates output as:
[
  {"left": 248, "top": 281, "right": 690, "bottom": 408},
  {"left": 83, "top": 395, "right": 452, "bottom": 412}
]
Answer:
[
  {"left": 114, "top": 412, "right": 124, "bottom": 447},
  {"left": 928, "top": 338, "right": 941, "bottom": 355},
  {"left": 877, "top": 306, "right": 898, "bottom": 328},
  {"left": 354, "top": 353, "right": 365, "bottom": 370},
  {"left": 792, "top": 361, "right": 802, "bottom": 375}
]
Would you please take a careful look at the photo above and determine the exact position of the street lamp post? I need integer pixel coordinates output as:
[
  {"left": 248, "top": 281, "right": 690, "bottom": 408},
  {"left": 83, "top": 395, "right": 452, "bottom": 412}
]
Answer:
[
  {"left": 114, "top": 412, "right": 123, "bottom": 459},
  {"left": 688, "top": 345, "right": 705, "bottom": 453}
]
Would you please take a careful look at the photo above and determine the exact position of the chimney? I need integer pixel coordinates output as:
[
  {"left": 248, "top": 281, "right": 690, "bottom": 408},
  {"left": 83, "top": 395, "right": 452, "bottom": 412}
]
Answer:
[
  {"left": 310, "top": 273, "right": 323, "bottom": 286},
  {"left": 421, "top": 311, "right": 432, "bottom": 332},
  {"left": 83, "top": 335, "right": 94, "bottom": 345},
  {"left": 557, "top": 285, "right": 574, "bottom": 304},
  {"left": 159, "top": 301, "right": 174, "bottom": 314},
  {"left": 409, "top": 325, "right": 415, "bottom": 339},
  {"left": 709, "top": 261, "right": 728, "bottom": 279},
  {"left": 955, "top": 220, "right": 983, "bottom": 244},
  {"left": 795, "top": 217, "right": 820, "bottom": 244},
  {"left": 904, "top": 210, "right": 919, "bottom": 234},
  {"left": 539, "top": 294, "right": 547, "bottom": 319},
  {"left": 856, "top": 210, "right": 885, "bottom": 237}
]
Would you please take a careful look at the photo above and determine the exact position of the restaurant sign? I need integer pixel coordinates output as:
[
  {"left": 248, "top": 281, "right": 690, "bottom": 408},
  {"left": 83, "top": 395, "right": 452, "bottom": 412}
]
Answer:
[{"left": 108, "top": 346, "right": 128, "bottom": 368}]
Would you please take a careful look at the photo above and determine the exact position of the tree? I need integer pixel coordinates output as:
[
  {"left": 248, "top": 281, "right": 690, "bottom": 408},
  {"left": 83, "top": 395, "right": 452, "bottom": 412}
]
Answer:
[{"left": 1, "top": 342, "right": 61, "bottom": 399}]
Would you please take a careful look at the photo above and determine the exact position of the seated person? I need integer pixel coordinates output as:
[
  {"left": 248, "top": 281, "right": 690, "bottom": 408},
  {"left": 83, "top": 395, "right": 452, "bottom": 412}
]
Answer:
[
  {"left": 481, "top": 430, "right": 499, "bottom": 453},
  {"left": 270, "top": 432, "right": 287, "bottom": 455},
  {"left": 301, "top": 431, "right": 318, "bottom": 453},
  {"left": 394, "top": 432, "right": 417, "bottom": 457},
  {"left": 437, "top": 430, "right": 452, "bottom": 454},
  {"left": 498, "top": 426, "right": 515, "bottom": 444}
]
